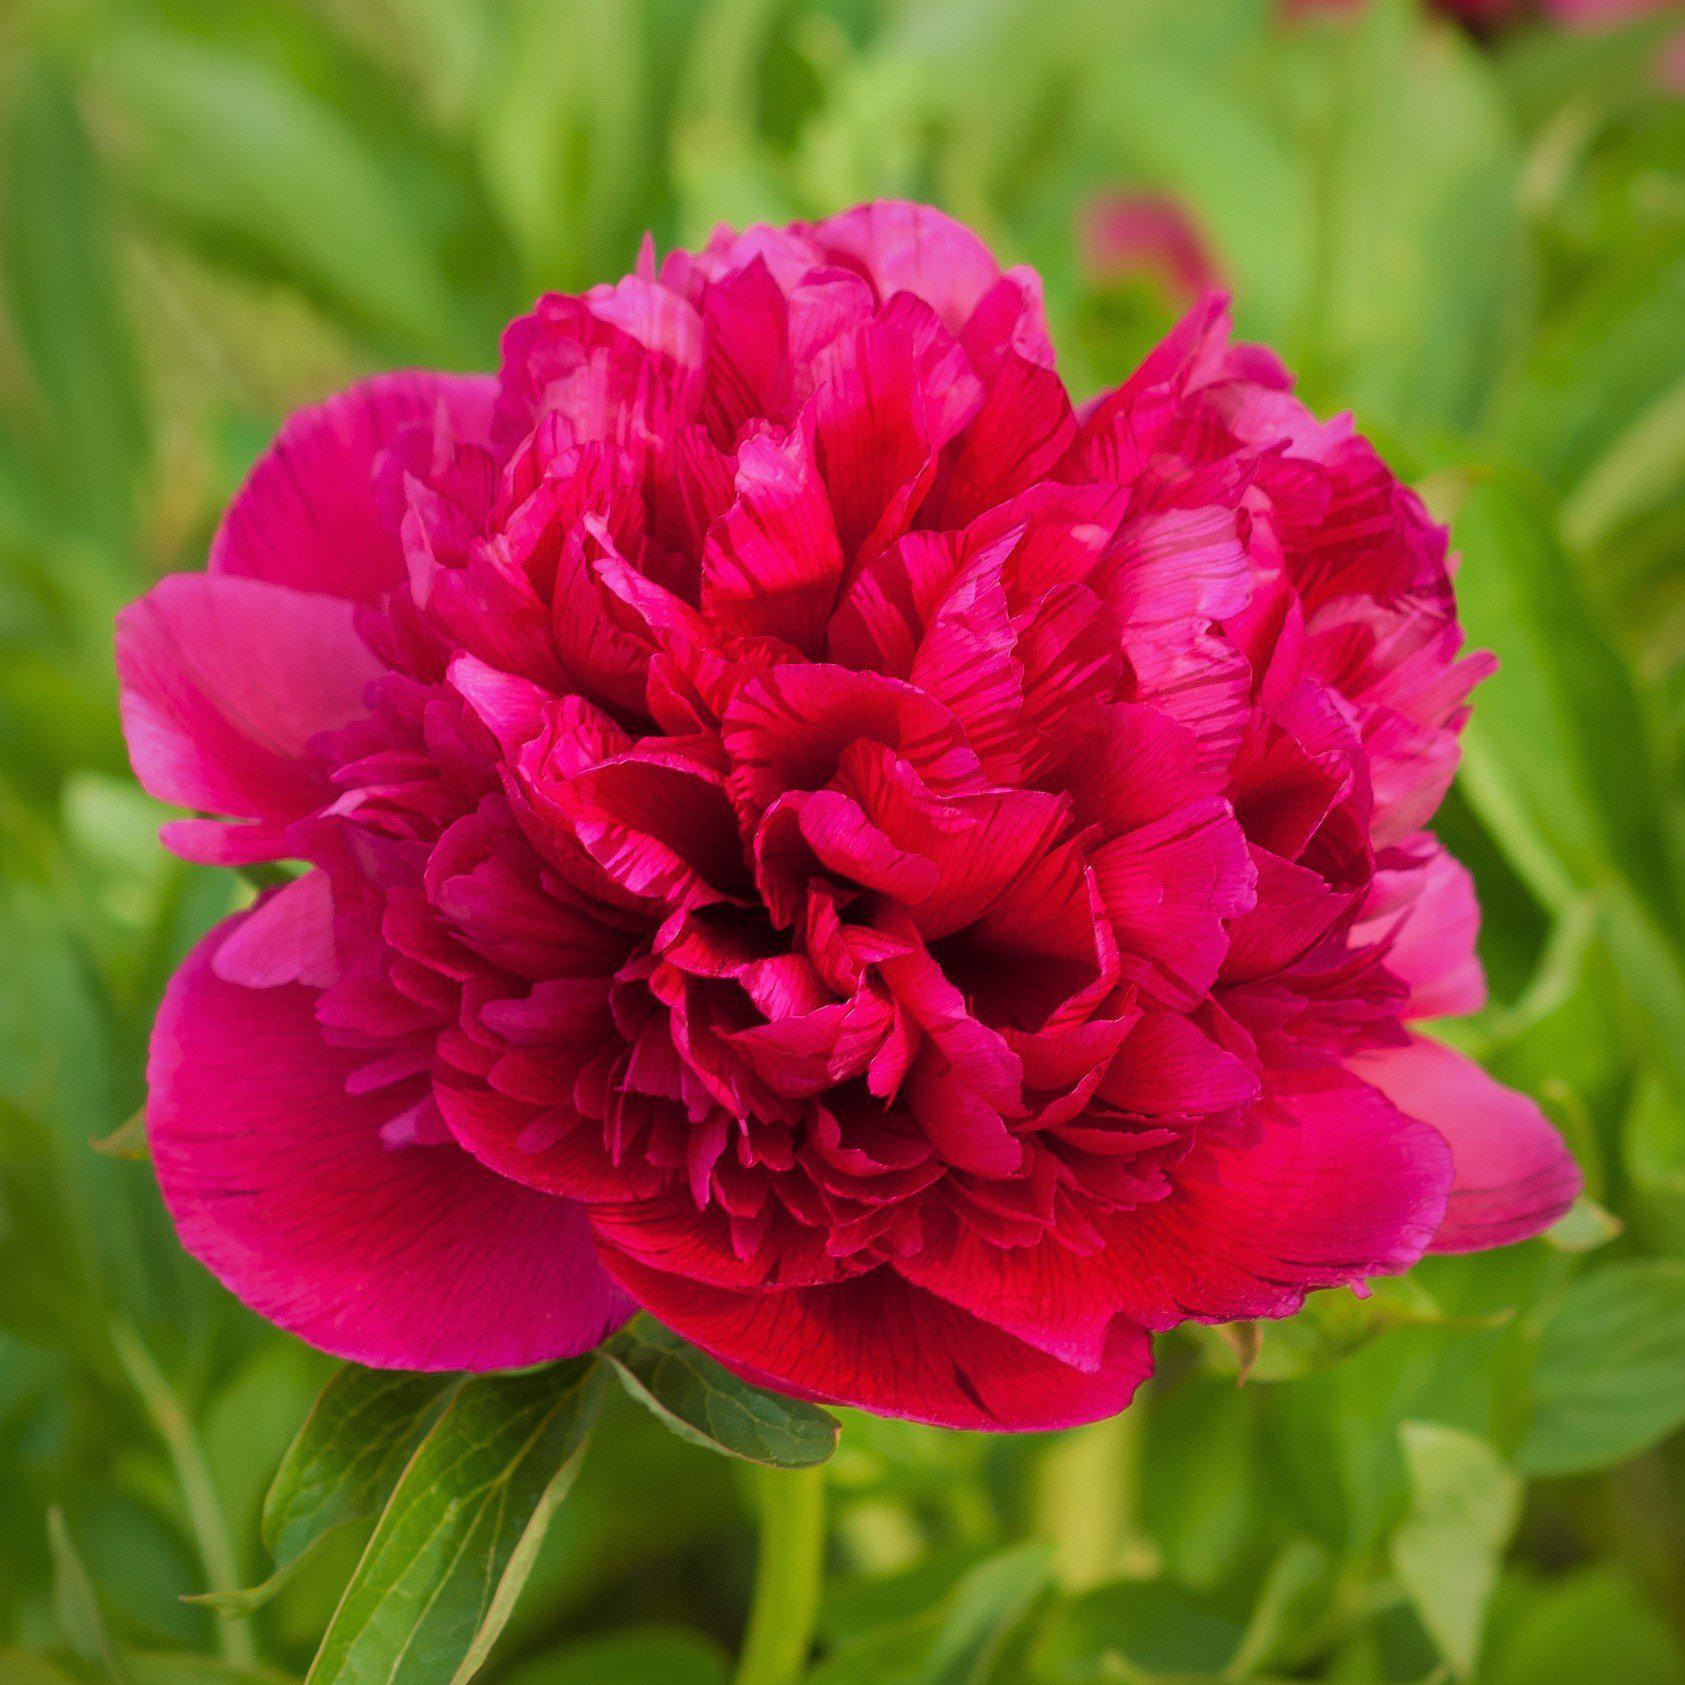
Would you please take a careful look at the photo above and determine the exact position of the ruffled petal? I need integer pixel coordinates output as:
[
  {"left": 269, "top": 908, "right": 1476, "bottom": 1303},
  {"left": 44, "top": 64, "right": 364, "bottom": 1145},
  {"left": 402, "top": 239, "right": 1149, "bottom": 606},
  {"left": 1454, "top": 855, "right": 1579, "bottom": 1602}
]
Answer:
[
  {"left": 1349, "top": 1035, "right": 1581, "bottom": 1253},
  {"left": 1100, "top": 1063, "right": 1453, "bottom": 1329},
  {"left": 212, "top": 371, "right": 496, "bottom": 602},
  {"left": 600, "top": 1250, "right": 1154, "bottom": 1430},
  {"left": 116, "top": 573, "right": 381, "bottom": 833},
  {"left": 148, "top": 912, "right": 632, "bottom": 1369},
  {"left": 701, "top": 422, "right": 844, "bottom": 652},
  {"left": 211, "top": 871, "right": 338, "bottom": 989},
  {"left": 813, "top": 200, "right": 1006, "bottom": 331}
]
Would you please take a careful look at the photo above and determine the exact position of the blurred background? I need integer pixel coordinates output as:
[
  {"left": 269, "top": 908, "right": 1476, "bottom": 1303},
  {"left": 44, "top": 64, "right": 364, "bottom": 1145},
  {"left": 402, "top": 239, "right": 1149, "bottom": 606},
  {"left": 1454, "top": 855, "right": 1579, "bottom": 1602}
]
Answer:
[{"left": 1, "top": 0, "right": 1683, "bottom": 1680}]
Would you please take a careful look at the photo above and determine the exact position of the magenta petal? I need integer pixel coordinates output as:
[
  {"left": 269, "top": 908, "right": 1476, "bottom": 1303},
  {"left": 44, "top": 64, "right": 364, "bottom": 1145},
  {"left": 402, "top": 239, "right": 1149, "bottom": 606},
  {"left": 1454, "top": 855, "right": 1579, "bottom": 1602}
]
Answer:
[
  {"left": 212, "top": 871, "right": 337, "bottom": 989},
  {"left": 601, "top": 1250, "right": 1153, "bottom": 1430},
  {"left": 1103, "top": 1064, "right": 1453, "bottom": 1329},
  {"left": 894, "top": 1232, "right": 1126, "bottom": 1371},
  {"left": 1363, "top": 841, "right": 1486, "bottom": 1019},
  {"left": 116, "top": 573, "right": 381, "bottom": 830},
  {"left": 702, "top": 423, "right": 844, "bottom": 652},
  {"left": 814, "top": 199, "right": 1006, "bottom": 330},
  {"left": 212, "top": 371, "right": 496, "bottom": 602},
  {"left": 1349, "top": 1036, "right": 1581, "bottom": 1253},
  {"left": 1098, "top": 1011, "right": 1259, "bottom": 1116},
  {"left": 149, "top": 913, "right": 632, "bottom": 1369}
]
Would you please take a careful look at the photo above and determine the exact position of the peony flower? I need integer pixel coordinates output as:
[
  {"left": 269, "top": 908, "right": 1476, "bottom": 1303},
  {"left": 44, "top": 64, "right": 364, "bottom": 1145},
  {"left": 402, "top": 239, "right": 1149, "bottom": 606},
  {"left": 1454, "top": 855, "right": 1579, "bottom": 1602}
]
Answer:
[
  {"left": 118, "top": 202, "right": 1578, "bottom": 1430},
  {"left": 1079, "top": 192, "right": 1220, "bottom": 309}
]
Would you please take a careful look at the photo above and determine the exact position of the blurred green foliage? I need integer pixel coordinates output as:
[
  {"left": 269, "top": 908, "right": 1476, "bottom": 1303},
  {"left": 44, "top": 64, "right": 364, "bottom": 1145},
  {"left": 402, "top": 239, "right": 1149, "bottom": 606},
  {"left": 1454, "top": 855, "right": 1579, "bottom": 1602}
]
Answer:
[{"left": 1, "top": 0, "right": 1683, "bottom": 1679}]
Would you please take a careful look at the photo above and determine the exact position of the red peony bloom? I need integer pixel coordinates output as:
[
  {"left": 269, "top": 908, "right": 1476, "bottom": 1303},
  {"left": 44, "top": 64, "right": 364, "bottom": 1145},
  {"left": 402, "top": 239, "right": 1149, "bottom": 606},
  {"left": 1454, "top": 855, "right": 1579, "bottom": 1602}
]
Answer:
[{"left": 118, "top": 203, "right": 1578, "bottom": 1430}]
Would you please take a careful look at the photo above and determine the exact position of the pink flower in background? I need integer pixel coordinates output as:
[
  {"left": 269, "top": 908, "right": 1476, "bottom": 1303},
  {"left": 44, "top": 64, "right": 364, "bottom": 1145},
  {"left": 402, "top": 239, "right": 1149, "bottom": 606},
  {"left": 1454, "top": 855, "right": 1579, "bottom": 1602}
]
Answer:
[
  {"left": 1284, "top": 0, "right": 1525, "bottom": 22},
  {"left": 118, "top": 202, "right": 1578, "bottom": 1430},
  {"left": 1080, "top": 192, "right": 1220, "bottom": 309},
  {"left": 1286, "top": 0, "right": 1673, "bottom": 26},
  {"left": 1541, "top": 0, "right": 1676, "bottom": 26},
  {"left": 1657, "top": 26, "right": 1685, "bottom": 91}
]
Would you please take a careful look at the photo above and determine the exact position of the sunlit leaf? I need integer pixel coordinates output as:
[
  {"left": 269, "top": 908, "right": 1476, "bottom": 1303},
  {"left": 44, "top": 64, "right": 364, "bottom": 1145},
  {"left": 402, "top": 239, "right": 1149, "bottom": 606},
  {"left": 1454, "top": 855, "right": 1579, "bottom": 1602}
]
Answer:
[
  {"left": 1390, "top": 1423, "right": 1520, "bottom": 1679},
  {"left": 1544, "top": 1196, "right": 1621, "bottom": 1253}
]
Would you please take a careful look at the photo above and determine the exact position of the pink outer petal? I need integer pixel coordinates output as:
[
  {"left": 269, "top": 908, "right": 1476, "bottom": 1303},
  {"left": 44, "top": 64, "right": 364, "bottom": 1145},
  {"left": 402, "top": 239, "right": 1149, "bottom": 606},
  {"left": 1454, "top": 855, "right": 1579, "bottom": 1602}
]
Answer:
[
  {"left": 1348, "top": 1035, "right": 1581, "bottom": 1253},
  {"left": 116, "top": 573, "right": 382, "bottom": 830},
  {"left": 812, "top": 200, "right": 1006, "bottom": 331},
  {"left": 148, "top": 912, "right": 633, "bottom": 1369},
  {"left": 212, "top": 371, "right": 496, "bottom": 603},
  {"left": 599, "top": 1249, "right": 1154, "bottom": 1431},
  {"left": 1100, "top": 1064, "right": 1453, "bottom": 1329},
  {"left": 1391, "top": 846, "right": 1486, "bottom": 1019}
]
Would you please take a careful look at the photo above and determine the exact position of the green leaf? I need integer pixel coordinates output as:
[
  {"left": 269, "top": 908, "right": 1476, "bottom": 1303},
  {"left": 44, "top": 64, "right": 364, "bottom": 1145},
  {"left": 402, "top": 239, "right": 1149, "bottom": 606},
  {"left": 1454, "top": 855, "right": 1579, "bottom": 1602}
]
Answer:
[
  {"left": 1520, "top": 1261, "right": 1685, "bottom": 1476},
  {"left": 0, "top": 1653, "right": 88, "bottom": 1685},
  {"left": 499, "top": 1627, "right": 728, "bottom": 1685},
  {"left": 1, "top": 59, "right": 150, "bottom": 549},
  {"left": 1272, "top": 0, "right": 1530, "bottom": 438},
  {"left": 1225, "top": 1540, "right": 1332, "bottom": 1677},
  {"left": 49, "top": 1508, "right": 131, "bottom": 1683},
  {"left": 813, "top": 1544, "right": 1051, "bottom": 1685},
  {"left": 92, "top": 1109, "right": 149, "bottom": 1162},
  {"left": 1484, "top": 1568, "right": 1685, "bottom": 1685},
  {"left": 306, "top": 1357, "right": 607, "bottom": 1685},
  {"left": 124, "top": 1655, "right": 298, "bottom": 1685},
  {"left": 1503, "top": 248, "right": 1685, "bottom": 494},
  {"left": 1452, "top": 474, "right": 1677, "bottom": 929},
  {"left": 97, "top": 31, "right": 469, "bottom": 361},
  {"left": 195, "top": 1367, "right": 455, "bottom": 1618},
  {"left": 1027, "top": 1577, "right": 1245, "bottom": 1685},
  {"left": 266, "top": 1368, "right": 457, "bottom": 1570},
  {"left": 474, "top": 0, "right": 654, "bottom": 291},
  {"left": 603, "top": 1319, "right": 838, "bottom": 1467},
  {"left": 911, "top": 1543, "right": 1051, "bottom": 1685},
  {"left": 0, "top": 1101, "right": 113, "bottom": 1376},
  {"left": 1390, "top": 1423, "right": 1520, "bottom": 1679},
  {"left": 1544, "top": 1195, "right": 1621, "bottom": 1253},
  {"left": 1562, "top": 376, "right": 1685, "bottom": 555},
  {"left": 1626, "top": 1072, "right": 1685, "bottom": 1195}
]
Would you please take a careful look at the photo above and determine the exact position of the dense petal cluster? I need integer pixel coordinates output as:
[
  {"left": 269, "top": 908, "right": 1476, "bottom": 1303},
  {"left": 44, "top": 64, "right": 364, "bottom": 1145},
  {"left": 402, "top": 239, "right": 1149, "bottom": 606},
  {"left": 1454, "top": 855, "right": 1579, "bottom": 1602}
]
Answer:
[{"left": 119, "top": 202, "right": 1578, "bottom": 1429}]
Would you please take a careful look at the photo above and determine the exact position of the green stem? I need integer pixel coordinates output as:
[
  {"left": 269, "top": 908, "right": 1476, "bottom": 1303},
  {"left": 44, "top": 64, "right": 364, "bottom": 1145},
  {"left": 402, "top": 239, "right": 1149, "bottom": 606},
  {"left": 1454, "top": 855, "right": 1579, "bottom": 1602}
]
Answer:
[
  {"left": 733, "top": 1463, "right": 826, "bottom": 1685},
  {"left": 111, "top": 1322, "right": 257, "bottom": 1668},
  {"left": 1035, "top": 1407, "right": 1151, "bottom": 1590}
]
